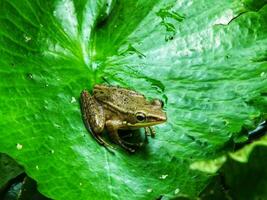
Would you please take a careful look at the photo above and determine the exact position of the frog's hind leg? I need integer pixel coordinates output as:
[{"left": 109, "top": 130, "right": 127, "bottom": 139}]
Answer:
[
  {"left": 91, "top": 130, "right": 113, "bottom": 150},
  {"left": 80, "top": 90, "right": 114, "bottom": 151}
]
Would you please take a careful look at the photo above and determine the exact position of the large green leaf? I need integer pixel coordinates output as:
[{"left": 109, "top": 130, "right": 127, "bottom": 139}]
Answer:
[{"left": 0, "top": 0, "right": 267, "bottom": 199}]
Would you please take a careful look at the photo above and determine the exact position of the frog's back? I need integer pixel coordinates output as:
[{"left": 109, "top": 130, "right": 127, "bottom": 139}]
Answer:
[{"left": 93, "top": 84, "right": 147, "bottom": 110}]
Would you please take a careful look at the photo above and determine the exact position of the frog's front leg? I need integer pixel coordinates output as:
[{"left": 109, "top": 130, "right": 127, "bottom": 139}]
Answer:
[
  {"left": 144, "top": 127, "right": 156, "bottom": 141},
  {"left": 80, "top": 90, "right": 112, "bottom": 149},
  {"left": 106, "top": 120, "right": 136, "bottom": 153}
]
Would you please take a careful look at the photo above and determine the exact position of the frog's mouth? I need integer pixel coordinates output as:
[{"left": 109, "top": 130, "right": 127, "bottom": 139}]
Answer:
[{"left": 127, "top": 121, "right": 165, "bottom": 128}]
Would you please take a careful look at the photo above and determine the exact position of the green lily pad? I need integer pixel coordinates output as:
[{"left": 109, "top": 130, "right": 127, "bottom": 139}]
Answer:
[{"left": 0, "top": 0, "right": 267, "bottom": 199}]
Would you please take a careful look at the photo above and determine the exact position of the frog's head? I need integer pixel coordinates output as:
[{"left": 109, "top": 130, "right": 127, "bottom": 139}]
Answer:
[{"left": 128, "top": 99, "right": 167, "bottom": 128}]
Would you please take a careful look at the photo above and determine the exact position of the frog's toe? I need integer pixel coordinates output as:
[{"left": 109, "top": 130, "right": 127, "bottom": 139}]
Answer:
[
  {"left": 122, "top": 145, "right": 135, "bottom": 153},
  {"left": 121, "top": 140, "right": 143, "bottom": 147},
  {"left": 120, "top": 133, "right": 133, "bottom": 139},
  {"left": 128, "top": 148, "right": 135, "bottom": 153},
  {"left": 137, "top": 142, "right": 144, "bottom": 147},
  {"left": 118, "top": 142, "right": 136, "bottom": 153}
]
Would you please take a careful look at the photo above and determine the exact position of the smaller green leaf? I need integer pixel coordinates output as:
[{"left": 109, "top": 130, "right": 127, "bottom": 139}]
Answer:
[
  {"left": 200, "top": 141, "right": 267, "bottom": 199},
  {"left": 0, "top": 153, "right": 23, "bottom": 189}
]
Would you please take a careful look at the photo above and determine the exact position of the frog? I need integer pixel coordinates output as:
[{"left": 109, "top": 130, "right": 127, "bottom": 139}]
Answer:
[{"left": 80, "top": 84, "right": 167, "bottom": 152}]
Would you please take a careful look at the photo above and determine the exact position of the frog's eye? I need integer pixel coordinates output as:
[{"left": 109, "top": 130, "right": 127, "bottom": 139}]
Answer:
[
  {"left": 152, "top": 99, "right": 164, "bottom": 108},
  {"left": 135, "top": 112, "right": 146, "bottom": 122}
]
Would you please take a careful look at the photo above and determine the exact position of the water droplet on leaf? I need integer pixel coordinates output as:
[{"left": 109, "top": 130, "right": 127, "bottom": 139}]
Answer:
[{"left": 16, "top": 143, "right": 23, "bottom": 150}]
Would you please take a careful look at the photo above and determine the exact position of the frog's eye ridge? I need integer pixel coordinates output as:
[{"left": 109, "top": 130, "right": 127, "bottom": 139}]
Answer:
[
  {"left": 152, "top": 99, "right": 164, "bottom": 108},
  {"left": 135, "top": 112, "right": 146, "bottom": 122}
]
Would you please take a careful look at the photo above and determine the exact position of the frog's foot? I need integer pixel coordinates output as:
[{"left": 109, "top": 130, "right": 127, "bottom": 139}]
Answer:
[
  {"left": 116, "top": 140, "right": 136, "bottom": 153},
  {"left": 121, "top": 140, "right": 143, "bottom": 147},
  {"left": 92, "top": 133, "right": 116, "bottom": 153},
  {"left": 96, "top": 135, "right": 114, "bottom": 149}
]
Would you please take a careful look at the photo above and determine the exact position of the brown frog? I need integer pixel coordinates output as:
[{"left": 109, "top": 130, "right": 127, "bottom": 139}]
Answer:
[{"left": 80, "top": 84, "right": 167, "bottom": 152}]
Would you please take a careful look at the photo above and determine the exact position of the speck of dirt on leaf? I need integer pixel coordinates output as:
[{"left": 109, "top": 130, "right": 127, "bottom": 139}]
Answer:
[
  {"left": 54, "top": 123, "right": 61, "bottom": 128},
  {"left": 71, "top": 97, "right": 77, "bottom": 103},
  {"left": 24, "top": 34, "right": 32, "bottom": 42},
  {"left": 147, "top": 188, "right": 153, "bottom": 193},
  {"left": 159, "top": 174, "right": 168, "bottom": 179},
  {"left": 26, "top": 73, "right": 33, "bottom": 79},
  {"left": 16, "top": 143, "right": 23, "bottom": 150},
  {"left": 174, "top": 188, "right": 180, "bottom": 194}
]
